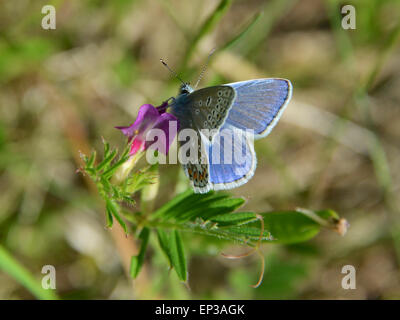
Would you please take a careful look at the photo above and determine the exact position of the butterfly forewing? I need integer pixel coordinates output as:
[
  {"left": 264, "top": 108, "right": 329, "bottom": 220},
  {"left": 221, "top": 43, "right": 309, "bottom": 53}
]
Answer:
[
  {"left": 224, "top": 79, "right": 292, "bottom": 138},
  {"left": 185, "top": 86, "right": 236, "bottom": 140}
]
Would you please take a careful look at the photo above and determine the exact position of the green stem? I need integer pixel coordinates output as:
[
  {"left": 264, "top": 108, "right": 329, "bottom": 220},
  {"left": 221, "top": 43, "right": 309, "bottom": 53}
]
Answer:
[{"left": 0, "top": 245, "right": 59, "bottom": 300}]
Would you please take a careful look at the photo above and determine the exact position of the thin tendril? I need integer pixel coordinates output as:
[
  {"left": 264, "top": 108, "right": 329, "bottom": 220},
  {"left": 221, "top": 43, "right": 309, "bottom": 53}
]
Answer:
[
  {"left": 221, "top": 248, "right": 257, "bottom": 259},
  {"left": 221, "top": 214, "right": 266, "bottom": 288},
  {"left": 250, "top": 249, "right": 265, "bottom": 288}
]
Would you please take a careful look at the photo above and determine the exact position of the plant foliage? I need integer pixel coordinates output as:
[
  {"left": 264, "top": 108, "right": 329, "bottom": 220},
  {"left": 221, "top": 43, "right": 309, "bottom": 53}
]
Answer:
[{"left": 81, "top": 141, "right": 346, "bottom": 283}]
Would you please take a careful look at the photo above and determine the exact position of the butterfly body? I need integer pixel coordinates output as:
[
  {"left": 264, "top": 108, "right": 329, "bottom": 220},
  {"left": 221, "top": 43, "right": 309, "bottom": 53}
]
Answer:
[
  {"left": 170, "top": 89, "right": 192, "bottom": 129},
  {"left": 170, "top": 79, "right": 292, "bottom": 193}
]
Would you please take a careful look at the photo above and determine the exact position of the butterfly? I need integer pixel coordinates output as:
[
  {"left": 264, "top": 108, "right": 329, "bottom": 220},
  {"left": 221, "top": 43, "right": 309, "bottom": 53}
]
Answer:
[{"left": 168, "top": 76, "right": 293, "bottom": 194}]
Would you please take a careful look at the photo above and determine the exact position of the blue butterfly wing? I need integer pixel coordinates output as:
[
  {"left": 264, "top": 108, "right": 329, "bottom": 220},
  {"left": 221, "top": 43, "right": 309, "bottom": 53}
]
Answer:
[
  {"left": 205, "top": 78, "right": 291, "bottom": 189},
  {"left": 171, "top": 78, "right": 292, "bottom": 192},
  {"left": 207, "top": 125, "right": 256, "bottom": 190},
  {"left": 224, "top": 78, "right": 292, "bottom": 138}
]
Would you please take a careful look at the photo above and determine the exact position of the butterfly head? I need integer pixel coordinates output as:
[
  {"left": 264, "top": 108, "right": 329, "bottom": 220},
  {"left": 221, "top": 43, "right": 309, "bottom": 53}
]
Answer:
[{"left": 179, "top": 83, "right": 194, "bottom": 95}]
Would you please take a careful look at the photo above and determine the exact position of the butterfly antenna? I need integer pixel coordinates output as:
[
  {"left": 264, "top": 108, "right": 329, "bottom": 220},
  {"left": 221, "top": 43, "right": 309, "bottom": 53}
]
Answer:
[
  {"left": 160, "top": 59, "right": 186, "bottom": 86},
  {"left": 194, "top": 48, "right": 216, "bottom": 90}
]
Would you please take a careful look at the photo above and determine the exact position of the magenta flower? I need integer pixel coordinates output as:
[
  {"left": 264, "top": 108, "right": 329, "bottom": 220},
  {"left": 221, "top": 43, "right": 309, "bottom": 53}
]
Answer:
[{"left": 116, "top": 102, "right": 178, "bottom": 156}]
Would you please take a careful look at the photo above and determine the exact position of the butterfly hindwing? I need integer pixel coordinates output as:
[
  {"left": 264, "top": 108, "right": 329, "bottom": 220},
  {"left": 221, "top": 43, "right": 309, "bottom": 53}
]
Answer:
[
  {"left": 185, "top": 85, "right": 236, "bottom": 140},
  {"left": 207, "top": 124, "right": 256, "bottom": 190},
  {"left": 180, "top": 130, "right": 211, "bottom": 193}
]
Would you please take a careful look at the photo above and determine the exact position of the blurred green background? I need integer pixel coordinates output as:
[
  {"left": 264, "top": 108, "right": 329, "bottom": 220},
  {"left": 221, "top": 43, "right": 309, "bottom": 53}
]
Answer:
[{"left": 1, "top": 0, "right": 400, "bottom": 299}]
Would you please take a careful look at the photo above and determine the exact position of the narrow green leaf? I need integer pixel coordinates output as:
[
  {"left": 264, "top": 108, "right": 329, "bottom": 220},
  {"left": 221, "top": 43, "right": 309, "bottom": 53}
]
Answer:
[
  {"left": 169, "top": 230, "right": 187, "bottom": 282},
  {"left": 220, "top": 11, "right": 263, "bottom": 51},
  {"left": 150, "top": 190, "right": 341, "bottom": 247},
  {"left": 102, "top": 137, "right": 110, "bottom": 158},
  {"left": 96, "top": 149, "right": 117, "bottom": 172},
  {"left": 260, "top": 211, "right": 322, "bottom": 244},
  {"left": 172, "top": 194, "right": 240, "bottom": 222},
  {"left": 210, "top": 212, "right": 258, "bottom": 227},
  {"left": 106, "top": 199, "right": 127, "bottom": 234},
  {"left": 113, "top": 211, "right": 128, "bottom": 235},
  {"left": 152, "top": 189, "right": 194, "bottom": 218},
  {"left": 153, "top": 190, "right": 242, "bottom": 223},
  {"left": 130, "top": 228, "right": 150, "bottom": 279},
  {"left": 315, "top": 209, "right": 340, "bottom": 221},
  {"left": 156, "top": 229, "right": 172, "bottom": 267},
  {"left": 87, "top": 150, "right": 96, "bottom": 168},
  {"left": 84, "top": 167, "right": 96, "bottom": 176},
  {"left": 193, "top": 0, "right": 232, "bottom": 42},
  {"left": 182, "top": 0, "right": 232, "bottom": 66},
  {"left": 201, "top": 197, "right": 245, "bottom": 217},
  {"left": 105, "top": 205, "right": 114, "bottom": 228},
  {"left": 102, "top": 145, "right": 131, "bottom": 179},
  {"left": 173, "top": 209, "right": 342, "bottom": 245},
  {"left": 239, "top": 0, "right": 296, "bottom": 57},
  {"left": 0, "top": 245, "right": 58, "bottom": 300},
  {"left": 222, "top": 225, "right": 271, "bottom": 241},
  {"left": 178, "top": 223, "right": 269, "bottom": 244},
  {"left": 100, "top": 176, "right": 112, "bottom": 193},
  {"left": 125, "top": 164, "right": 158, "bottom": 193}
]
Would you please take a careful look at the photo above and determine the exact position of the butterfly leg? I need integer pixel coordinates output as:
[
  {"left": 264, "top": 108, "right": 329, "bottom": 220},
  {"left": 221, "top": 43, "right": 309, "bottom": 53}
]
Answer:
[{"left": 164, "top": 96, "right": 176, "bottom": 105}]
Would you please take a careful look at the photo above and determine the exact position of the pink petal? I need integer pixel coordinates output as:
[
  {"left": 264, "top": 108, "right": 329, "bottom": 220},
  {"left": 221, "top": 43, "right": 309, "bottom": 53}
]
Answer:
[
  {"left": 129, "top": 137, "right": 145, "bottom": 155},
  {"left": 115, "top": 104, "right": 160, "bottom": 140}
]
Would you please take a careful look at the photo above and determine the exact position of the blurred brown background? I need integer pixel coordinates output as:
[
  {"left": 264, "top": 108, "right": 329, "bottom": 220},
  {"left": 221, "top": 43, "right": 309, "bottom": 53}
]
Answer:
[{"left": 1, "top": 0, "right": 400, "bottom": 299}]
